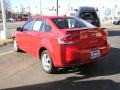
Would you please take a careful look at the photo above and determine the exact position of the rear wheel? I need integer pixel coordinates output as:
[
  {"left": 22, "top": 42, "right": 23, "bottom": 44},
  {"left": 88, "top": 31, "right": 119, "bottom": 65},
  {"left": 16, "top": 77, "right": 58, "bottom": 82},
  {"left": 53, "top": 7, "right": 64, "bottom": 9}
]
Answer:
[
  {"left": 13, "top": 39, "right": 21, "bottom": 52},
  {"left": 41, "top": 50, "right": 56, "bottom": 73},
  {"left": 118, "top": 21, "right": 120, "bottom": 25}
]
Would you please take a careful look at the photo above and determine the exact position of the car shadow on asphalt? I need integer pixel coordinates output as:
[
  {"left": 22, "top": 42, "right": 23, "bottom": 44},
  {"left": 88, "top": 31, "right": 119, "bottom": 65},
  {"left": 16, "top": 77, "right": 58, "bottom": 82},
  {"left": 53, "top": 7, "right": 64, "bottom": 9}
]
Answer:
[
  {"left": 108, "top": 31, "right": 120, "bottom": 37},
  {"left": 76, "top": 47, "right": 120, "bottom": 77},
  {"left": 2, "top": 78, "right": 120, "bottom": 90}
]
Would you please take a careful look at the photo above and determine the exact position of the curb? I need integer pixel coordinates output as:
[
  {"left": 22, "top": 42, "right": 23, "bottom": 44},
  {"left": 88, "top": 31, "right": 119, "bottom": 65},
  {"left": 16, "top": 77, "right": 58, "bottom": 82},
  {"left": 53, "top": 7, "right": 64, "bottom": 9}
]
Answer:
[{"left": 0, "top": 39, "right": 13, "bottom": 46}]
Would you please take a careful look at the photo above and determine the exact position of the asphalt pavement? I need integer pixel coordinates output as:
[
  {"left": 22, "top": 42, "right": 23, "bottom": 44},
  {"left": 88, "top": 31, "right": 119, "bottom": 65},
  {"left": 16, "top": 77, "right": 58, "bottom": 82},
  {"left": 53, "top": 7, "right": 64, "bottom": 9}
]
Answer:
[
  {"left": 0, "top": 25, "right": 120, "bottom": 90},
  {"left": 0, "top": 22, "right": 24, "bottom": 31}
]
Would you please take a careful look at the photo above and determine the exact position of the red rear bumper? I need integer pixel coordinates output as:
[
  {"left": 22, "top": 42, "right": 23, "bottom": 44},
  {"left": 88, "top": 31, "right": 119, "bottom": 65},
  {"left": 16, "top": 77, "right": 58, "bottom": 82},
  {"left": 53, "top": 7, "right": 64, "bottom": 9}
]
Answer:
[{"left": 54, "top": 44, "right": 110, "bottom": 67}]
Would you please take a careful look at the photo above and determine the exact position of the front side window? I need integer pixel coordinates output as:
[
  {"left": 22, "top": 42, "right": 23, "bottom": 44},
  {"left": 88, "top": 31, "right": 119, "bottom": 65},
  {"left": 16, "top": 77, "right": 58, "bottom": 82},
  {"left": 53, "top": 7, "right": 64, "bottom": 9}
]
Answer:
[
  {"left": 33, "top": 20, "right": 42, "bottom": 31},
  {"left": 23, "top": 19, "right": 34, "bottom": 31},
  {"left": 52, "top": 17, "right": 95, "bottom": 29}
]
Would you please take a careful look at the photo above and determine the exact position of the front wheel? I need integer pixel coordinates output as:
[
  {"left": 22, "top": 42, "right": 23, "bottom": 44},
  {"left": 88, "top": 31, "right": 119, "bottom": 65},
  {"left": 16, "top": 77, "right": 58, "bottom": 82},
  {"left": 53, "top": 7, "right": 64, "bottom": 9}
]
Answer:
[
  {"left": 13, "top": 39, "right": 21, "bottom": 52},
  {"left": 41, "top": 50, "right": 56, "bottom": 73}
]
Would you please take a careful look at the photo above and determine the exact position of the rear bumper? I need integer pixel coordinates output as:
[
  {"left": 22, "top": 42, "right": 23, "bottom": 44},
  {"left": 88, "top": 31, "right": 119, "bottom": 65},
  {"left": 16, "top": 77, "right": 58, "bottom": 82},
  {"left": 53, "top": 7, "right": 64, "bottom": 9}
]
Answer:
[{"left": 54, "top": 44, "right": 110, "bottom": 67}]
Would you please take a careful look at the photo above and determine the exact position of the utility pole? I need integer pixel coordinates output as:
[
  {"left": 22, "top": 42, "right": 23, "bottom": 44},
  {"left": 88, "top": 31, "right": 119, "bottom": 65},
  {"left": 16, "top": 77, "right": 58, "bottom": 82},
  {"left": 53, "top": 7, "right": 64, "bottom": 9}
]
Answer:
[
  {"left": 0, "top": 0, "right": 7, "bottom": 39},
  {"left": 40, "top": 0, "right": 42, "bottom": 15},
  {"left": 56, "top": 0, "right": 58, "bottom": 15},
  {"left": 28, "top": 4, "right": 31, "bottom": 17}
]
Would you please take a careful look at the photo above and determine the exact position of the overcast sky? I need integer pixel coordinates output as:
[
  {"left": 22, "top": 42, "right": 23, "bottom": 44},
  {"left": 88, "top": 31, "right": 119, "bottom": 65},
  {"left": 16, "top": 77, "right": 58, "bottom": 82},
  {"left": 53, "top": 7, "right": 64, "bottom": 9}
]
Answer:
[{"left": 10, "top": 0, "right": 119, "bottom": 15}]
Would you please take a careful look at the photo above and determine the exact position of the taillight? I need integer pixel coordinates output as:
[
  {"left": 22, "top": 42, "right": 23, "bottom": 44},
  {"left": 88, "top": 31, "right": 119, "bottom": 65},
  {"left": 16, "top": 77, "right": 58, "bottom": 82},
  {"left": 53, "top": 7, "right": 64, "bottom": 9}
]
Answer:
[
  {"left": 101, "top": 28, "right": 108, "bottom": 37},
  {"left": 96, "top": 32, "right": 102, "bottom": 37},
  {"left": 58, "top": 34, "right": 74, "bottom": 44},
  {"left": 104, "top": 29, "right": 108, "bottom": 37},
  {"left": 94, "top": 28, "right": 108, "bottom": 38},
  {"left": 80, "top": 31, "right": 88, "bottom": 39},
  {"left": 58, "top": 32, "right": 88, "bottom": 44}
]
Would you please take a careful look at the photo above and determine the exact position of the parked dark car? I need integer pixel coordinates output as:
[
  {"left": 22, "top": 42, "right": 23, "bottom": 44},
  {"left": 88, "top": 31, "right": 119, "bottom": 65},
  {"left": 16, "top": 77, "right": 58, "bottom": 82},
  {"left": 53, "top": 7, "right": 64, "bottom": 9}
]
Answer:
[{"left": 75, "top": 6, "right": 101, "bottom": 27}]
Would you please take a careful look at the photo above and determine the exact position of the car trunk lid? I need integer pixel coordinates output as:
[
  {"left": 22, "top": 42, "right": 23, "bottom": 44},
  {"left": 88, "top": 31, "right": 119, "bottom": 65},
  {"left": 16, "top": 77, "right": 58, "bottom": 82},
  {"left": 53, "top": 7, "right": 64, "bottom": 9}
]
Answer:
[{"left": 60, "top": 28, "right": 108, "bottom": 49}]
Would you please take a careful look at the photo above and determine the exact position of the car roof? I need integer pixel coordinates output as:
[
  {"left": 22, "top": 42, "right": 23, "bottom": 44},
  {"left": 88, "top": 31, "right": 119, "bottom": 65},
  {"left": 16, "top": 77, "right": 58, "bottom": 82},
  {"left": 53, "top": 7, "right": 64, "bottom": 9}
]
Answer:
[
  {"left": 78, "top": 6, "right": 96, "bottom": 12},
  {"left": 31, "top": 15, "right": 73, "bottom": 19}
]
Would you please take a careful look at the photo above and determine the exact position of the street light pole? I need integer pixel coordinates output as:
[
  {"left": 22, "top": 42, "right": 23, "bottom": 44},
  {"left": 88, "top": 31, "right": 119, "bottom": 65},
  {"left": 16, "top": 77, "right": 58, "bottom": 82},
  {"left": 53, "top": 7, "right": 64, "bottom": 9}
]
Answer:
[
  {"left": 0, "top": 0, "right": 7, "bottom": 39},
  {"left": 56, "top": 0, "right": 58, "bottom": 15}
]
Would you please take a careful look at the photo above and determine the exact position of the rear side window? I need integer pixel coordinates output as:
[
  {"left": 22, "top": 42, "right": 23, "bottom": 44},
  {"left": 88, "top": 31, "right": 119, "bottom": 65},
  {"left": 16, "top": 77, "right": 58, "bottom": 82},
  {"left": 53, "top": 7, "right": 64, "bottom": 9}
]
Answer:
[
  {"left": 40, "top": 20, "right": 52, "bottom": 32},
  {"left": 52, "top": 17, "right": 95, "bottom": 29},
  {"left": 44, "top": 22, "right": 52, "bottom": 32}
]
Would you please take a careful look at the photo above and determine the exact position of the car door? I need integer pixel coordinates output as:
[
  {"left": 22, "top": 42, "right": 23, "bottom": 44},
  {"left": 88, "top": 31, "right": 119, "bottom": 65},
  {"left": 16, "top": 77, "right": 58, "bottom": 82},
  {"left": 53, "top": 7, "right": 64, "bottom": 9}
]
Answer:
[
  {"left": 17, "top": 19, "right": 34, "bottom": 52},
  {"left": 28, "top": 19, "right": 52, "bottom": 57},
  {"left": 26, "top": 19, "right": 43, "bottom": 56}
]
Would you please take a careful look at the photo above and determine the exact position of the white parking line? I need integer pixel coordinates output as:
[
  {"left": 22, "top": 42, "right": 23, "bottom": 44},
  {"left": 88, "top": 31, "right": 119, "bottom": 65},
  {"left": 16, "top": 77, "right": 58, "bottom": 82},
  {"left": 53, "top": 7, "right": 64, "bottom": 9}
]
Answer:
[{"left": 0, "top": 51, "right": 14, "bottom": 56}]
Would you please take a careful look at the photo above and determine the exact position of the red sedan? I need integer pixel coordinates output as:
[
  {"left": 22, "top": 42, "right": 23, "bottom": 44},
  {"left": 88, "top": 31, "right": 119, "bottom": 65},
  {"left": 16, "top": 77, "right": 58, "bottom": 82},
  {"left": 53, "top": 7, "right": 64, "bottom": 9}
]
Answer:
[{"left": 13, "top": 16, "right": 110, "bottom": 73}]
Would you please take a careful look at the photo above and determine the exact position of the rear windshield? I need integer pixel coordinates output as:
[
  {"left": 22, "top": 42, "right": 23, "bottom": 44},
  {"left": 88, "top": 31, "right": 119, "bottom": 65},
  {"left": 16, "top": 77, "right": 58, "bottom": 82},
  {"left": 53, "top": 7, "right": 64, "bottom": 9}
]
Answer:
[
  {"left": 51, "top": 17, "right": 95, "bottom": 29},
  {"left": 80, "top": 12, "right": 98, "bottom": 20}
]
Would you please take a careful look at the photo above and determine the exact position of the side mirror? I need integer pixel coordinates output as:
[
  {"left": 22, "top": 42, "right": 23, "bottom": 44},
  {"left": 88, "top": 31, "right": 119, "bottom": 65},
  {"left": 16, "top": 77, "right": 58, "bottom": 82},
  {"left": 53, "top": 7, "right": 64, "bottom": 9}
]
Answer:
[{"left": 16, "top": 27, "right": 22, "bottom": 31}]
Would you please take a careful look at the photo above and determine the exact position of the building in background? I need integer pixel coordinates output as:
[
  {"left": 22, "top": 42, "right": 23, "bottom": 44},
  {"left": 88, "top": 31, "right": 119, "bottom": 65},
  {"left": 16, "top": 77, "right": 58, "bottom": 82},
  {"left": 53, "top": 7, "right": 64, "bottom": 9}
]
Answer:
[
  {"left": 9, "top": 0, "right": 120, "bottom": 23},
  {"left": 63, "top": 0, "right": 120, "bottom": 23}
]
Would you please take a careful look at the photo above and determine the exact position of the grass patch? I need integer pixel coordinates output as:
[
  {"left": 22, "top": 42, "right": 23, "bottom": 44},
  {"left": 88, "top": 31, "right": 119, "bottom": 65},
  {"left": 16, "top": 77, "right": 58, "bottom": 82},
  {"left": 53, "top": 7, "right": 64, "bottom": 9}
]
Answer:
[
  {"left": 0, "top": 39, "right": 13, "bottom": 46},
  {"left": 0, "top": 40, "right": 4, "bottom": 46}
]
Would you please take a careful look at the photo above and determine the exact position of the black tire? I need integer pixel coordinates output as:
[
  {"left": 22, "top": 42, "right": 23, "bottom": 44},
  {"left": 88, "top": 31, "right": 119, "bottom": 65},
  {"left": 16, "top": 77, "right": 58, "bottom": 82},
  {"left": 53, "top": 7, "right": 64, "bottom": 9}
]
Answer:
[
  {"left": 13, "top": 39, "right": 21, "bottom": 52},
  {"left": 41, "top": 50, "right": 57, "bottom": 74},
  {"left": 118, "top": 21, "right": 120, "bottom": 25}
]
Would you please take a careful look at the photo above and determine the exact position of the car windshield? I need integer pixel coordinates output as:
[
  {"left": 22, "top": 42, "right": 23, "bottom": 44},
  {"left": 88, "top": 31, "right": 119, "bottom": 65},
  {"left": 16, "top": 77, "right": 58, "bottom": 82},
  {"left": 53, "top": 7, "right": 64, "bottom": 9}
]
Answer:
[{"left": 51, "top": 17, "right": 96, "bottom": 29}]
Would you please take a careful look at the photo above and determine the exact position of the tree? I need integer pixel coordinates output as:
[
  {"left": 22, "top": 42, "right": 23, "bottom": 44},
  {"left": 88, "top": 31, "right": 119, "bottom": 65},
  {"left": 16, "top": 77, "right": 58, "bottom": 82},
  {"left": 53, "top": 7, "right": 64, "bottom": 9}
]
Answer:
[
  {"left": 0, "top": 0, "right": 11, "bottom": 18},
  {"left": 3, "top": 0, "right": 11, "bottom": 12},
  {"left": 0, "top": 0, "right": 11, "bottom": 11}
]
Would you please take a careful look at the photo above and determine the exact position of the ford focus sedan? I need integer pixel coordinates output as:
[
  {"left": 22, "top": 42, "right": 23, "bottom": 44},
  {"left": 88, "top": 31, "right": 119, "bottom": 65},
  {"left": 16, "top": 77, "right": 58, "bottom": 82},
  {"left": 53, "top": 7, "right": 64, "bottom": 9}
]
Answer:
[{"left": 13, "top": 16, "right": 110, "bottom": 73}]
